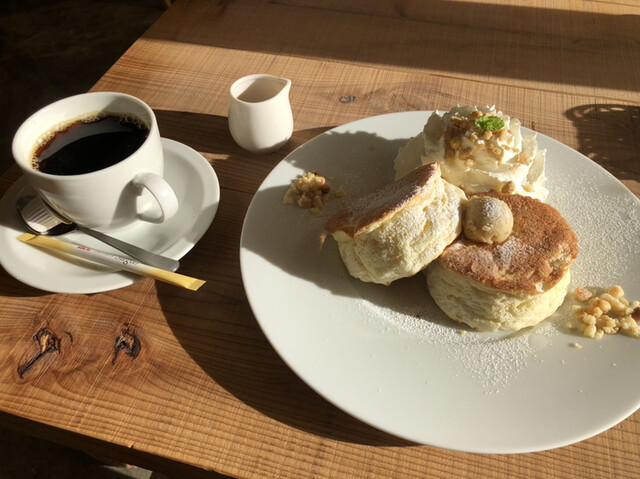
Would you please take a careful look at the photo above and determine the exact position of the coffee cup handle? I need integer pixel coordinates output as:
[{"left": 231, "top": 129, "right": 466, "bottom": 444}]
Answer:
[{"left": 132, "top": 173, "right": 179, "bottom": 223}]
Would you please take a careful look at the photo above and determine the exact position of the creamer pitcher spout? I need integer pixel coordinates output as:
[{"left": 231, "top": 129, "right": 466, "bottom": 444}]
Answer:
[
  {"left": 280, "top": 77, "right": 292, "bottom": 97},
  {"left": 228, "top": 74, "right": 294, "bottom": 154}
]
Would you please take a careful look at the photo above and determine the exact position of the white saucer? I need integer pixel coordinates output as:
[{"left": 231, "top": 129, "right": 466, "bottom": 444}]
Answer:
[{"left": 0, "top": 138, "right": 220, "bottom": 294}]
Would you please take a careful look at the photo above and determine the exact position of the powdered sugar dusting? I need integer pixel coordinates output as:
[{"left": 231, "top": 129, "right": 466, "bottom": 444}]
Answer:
[
  {"left": 352, "top": 276, "right": 560, "bottom": 394},
  {"left": 478, "top": 195, "right": 508, "bottom": 221},
  {"left": 548, "top": 167, "right": 640, "bottom": 289}
]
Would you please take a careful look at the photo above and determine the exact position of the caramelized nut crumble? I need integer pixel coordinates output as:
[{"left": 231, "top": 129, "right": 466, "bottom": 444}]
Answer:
[
  {"left": 570, "top": 285, "right": 640, "bottom": 339},
  {"left": 283, "top": 172, "right": 333, "bottom": 216},
  {"left": 501, "top": 181, "right": 516, "bottom": 194},
  {"left": 441, "top": 110, "right": 512, "bottom": 163},
  {"left": 573, "top": 286, "right": 593, "bottom": 302}
]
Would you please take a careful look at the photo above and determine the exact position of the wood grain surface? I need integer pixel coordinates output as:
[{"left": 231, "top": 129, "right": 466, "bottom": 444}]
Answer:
[{"left": 1, "top": 0, "right": 639, "bottom": 478}]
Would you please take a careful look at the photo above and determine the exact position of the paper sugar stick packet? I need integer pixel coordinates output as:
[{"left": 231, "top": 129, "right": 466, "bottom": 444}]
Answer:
[{"left": 18, "top": 233, "right": 205, "bottom": 291}]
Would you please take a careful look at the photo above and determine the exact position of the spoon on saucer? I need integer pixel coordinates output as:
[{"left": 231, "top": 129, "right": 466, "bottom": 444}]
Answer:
[{"left": 16, "top": 195, "right": 180, "bottom": 272}]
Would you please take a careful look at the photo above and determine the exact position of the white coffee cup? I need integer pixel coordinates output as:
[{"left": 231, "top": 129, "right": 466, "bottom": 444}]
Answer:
[{"left": 12, "top": 92, "right": 178, "bottom": 230}]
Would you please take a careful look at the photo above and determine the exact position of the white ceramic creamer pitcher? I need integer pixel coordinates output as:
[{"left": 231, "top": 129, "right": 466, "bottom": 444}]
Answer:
[{"left": 228, "top": 74, "right": 293, "bottom": 154}]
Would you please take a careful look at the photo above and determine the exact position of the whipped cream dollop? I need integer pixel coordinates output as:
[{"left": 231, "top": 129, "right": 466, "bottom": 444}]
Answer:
[{"left": 394, "top": 106, "right": 548, "bottom": 201}]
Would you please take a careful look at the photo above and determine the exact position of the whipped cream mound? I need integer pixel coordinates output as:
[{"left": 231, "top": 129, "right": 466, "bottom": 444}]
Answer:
[{"left": 394, "top": 106, "right": 548, "bottom": 201}]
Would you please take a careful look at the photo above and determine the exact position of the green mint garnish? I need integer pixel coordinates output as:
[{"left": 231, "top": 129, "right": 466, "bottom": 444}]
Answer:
[{"left": 475, "top": 115, "right": 505, "bottom": 131}]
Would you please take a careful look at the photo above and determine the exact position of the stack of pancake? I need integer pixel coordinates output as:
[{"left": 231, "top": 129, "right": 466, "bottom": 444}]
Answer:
[{"left": 324, "top": 108, "right": 578, "bottom": 332}]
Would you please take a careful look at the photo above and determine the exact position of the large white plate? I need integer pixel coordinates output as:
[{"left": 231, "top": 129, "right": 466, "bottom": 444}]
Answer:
[
  {"left": 0, "top": 139, "right": 219, "bottom": 294},
  {"left": 239, "top": 111, "right": 640, "bottom": 453}
]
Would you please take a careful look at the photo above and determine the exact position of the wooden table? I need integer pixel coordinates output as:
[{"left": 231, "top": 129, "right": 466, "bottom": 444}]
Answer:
[{"left": 1, "top": 1, "right": 639, "bottom": 477}]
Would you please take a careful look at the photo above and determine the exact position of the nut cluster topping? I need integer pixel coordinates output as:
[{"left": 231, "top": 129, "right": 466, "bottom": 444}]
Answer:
[
  {"left": 570, "top": 286, "right": 640, "bottom": 339},
  {"left": 443, "top": 110, "right": 510, "bottom": 163},
  {"left": 283, "top": 172, "right": 342, "bottom": 216}
]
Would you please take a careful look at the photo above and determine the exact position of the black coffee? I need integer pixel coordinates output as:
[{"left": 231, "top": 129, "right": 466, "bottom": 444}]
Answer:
[{"left": 32, "top": 113, "right": 149, "bottom": 175}]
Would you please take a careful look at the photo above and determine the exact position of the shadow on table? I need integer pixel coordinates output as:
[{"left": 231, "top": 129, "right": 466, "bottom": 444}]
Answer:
[
  {"left": 565, "top": 103, "right": 640, "bottom": 182},
  {"left": 157, "top": 281, "right": 417, "bottom": 448},
  {"left": 155, "top": 111, "right": 420, "bottom": 446}
]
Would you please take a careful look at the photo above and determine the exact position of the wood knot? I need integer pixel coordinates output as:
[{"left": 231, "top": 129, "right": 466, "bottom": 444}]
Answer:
[
  {"left": 112, "top": 324, "right": 141, "bottom": 364},
  {"left": 18, "top": 328, "right": 61, "bottom": 379},
  {"left": 339, "top": 95, "right": 356, "bottom": 104}
]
